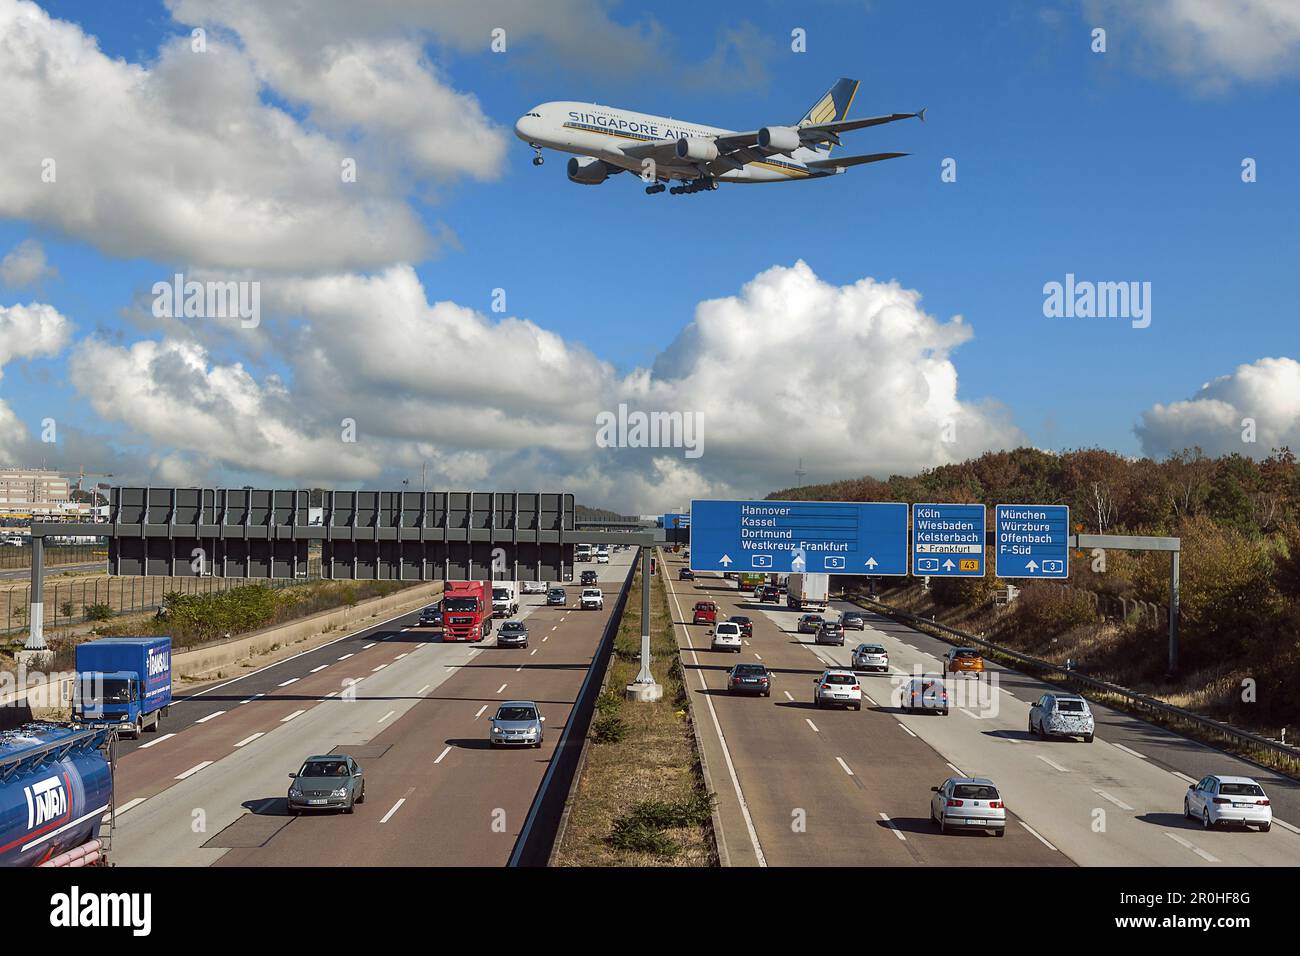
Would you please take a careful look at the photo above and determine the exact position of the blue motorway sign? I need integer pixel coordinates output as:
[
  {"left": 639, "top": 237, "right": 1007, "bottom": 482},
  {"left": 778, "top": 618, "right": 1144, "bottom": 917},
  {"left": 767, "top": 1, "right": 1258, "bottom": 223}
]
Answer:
[
  {"left": 911, "top": 503, "right": 985, "bottom": 577},
  {"left": 995, "top": 504, "right": 1070, "bottom": 578},
  {"left": 689, "top": 499, "right": 908, "bottom": 576},
  {"left": 662, "top": 512, "right": 690, "bottom": 529}
]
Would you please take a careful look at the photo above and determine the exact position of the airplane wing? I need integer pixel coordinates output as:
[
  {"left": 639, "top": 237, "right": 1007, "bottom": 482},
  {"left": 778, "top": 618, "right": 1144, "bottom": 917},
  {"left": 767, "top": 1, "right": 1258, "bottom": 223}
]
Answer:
[
  {"left": 805, "top": 151, "right": 910, "bottom": 170},
  {"left": 713, "top": 108, "right": 924, "bottom": 153},
  {"left": 619, "top": 139, "right": 681, "bottom": 162}
]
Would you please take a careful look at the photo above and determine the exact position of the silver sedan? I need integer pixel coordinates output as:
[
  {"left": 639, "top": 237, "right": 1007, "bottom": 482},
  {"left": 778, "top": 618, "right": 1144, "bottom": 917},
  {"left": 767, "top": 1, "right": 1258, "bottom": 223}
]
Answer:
[{"left": 931, "top": 777, "right": 1006, "bottom": 836}]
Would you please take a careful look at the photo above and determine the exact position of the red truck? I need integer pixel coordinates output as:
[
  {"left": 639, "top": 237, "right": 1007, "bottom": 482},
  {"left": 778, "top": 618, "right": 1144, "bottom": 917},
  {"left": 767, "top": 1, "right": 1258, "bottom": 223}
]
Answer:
[{"left": 441, "top": 581, "right": 493, "bottom": 642}]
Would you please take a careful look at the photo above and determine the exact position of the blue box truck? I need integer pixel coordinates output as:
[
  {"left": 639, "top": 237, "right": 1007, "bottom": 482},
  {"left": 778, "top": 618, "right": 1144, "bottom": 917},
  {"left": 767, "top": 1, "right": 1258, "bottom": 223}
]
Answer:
[{"left": 73, "top": 637, "right": 172, "bottom": 739}]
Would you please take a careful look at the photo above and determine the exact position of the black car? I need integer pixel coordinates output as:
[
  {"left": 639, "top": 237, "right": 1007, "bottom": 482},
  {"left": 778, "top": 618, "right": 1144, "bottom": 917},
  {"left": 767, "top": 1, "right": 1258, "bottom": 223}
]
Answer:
[
  {"left": 581, "top": 570, "right": 599, "bottom": 585},
  {"left": 497, "top": 620, "right": 529, "bottom": 648},
  {"left": 759, "top": 587, "right": 779, "bottom": 603},
  {"left": 418, "top": 603, "right": 442, "bottom": 627},
  {"left": 729, "top": 615, "right": 753, "bottom": 638},
  {"left": 841, "top": 612, "right": 866, "bottom": 630},
  {"left": 727, "top": 663, "right": 772, "bottom": 696},
  {"left": 679, "top": 568, "right": 695, "bottom": 581}
]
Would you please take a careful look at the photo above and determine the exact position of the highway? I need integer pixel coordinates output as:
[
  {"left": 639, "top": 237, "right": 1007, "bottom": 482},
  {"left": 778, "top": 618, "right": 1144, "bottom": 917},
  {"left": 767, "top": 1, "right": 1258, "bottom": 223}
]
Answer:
[
  {"left": 105, "top": 550, "right": 633, "bottom": 866},
  {"left": 664, "top": 550, "right": 1300, "bottom": 867}
]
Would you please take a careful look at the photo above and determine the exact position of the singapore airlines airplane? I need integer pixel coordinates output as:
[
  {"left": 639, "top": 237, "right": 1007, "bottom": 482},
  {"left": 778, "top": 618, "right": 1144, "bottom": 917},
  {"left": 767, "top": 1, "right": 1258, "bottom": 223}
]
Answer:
[{"left": 513, "top": 78, "right": 924, "bottom": 194}]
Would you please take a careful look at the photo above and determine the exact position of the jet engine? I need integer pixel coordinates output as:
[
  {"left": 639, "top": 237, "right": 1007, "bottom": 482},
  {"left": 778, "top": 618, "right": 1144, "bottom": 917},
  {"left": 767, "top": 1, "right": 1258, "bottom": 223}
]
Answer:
[
  {"left": 675, "top": 137, "right": 719, "bottom": 162},
  {"left": 757, "top": 125, "right": 801, "bottom": 153},
  {"left": 567, "top": 156, "right": 611, "bottom": 184}
]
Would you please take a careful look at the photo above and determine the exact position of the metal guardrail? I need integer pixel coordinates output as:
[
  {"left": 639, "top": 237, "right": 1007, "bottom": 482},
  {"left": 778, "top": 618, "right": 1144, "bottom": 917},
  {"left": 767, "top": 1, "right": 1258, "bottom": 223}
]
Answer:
[{"left": 854, "top": 592, "right": 1300, "bottom": 771}]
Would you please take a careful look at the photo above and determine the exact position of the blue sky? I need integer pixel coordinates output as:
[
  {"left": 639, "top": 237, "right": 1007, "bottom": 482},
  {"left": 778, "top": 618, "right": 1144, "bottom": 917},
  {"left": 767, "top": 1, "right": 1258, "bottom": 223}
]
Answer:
[{"left": 1, "top": 0, "right": 1298, "bottom": 508}]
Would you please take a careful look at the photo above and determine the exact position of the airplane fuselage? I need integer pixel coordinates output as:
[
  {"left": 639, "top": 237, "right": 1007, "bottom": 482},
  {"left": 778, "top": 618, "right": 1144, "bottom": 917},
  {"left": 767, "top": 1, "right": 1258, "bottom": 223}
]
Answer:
[{"left": 515, "top": 101, "right": 833, "bottom": 183}]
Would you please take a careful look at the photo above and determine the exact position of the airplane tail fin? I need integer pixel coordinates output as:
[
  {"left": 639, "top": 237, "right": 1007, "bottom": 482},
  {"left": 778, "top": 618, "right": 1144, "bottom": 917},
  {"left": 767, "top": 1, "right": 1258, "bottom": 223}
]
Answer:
[{"left": 797, "top": 78, "right": 859, "bottom": 155}]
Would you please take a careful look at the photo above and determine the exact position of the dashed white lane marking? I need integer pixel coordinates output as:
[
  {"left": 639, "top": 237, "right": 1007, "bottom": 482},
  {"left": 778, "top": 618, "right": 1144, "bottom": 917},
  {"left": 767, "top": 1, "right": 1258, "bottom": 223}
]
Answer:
[
  {"left": 338, "top": 653, "right": 354, "bottom": 661},
  {"left": 1172, "top": 771, "right": 1198, "bottom": 784},
  {"left": 474, "top": 705, "right": 488, "bottom": 719},
  {"left": 417, "top": 684, "right": 430, "bottom": 695},
  {"left": 552, "top": 625, "right": 559, "bottom": 631},
  {"left": 106, "top": 797, "right": 147, "bottom": 821},
  {"left": 835, "top": 757, "right": 854, "bottom": 776},
  {"left": 434, "top": 746, "right": 452, "bottom": 764},
  {"left": 239, "top": 693, "right": 263, "bottom": 705},
  {"left": 281, "top": 710, "right": 305, "bottom": 722},
  {"left": 310, "top": 665, "right": 328, "bottom": 673},
  {"left": 783, "top": 691, "right": 794, "bottom": 701},
  {"left": 175, "top": 761, "right": 212, "bottom": 780},
  {"left": 530, "top": 649, "right": 538, "bottom": 656},
  {"left": 1019, "top": 821, "right": 1058, "bottom": 851},
  {"left": 195, "top": 711, "right": 224, "bottom": 724},
  {"left": 805, "top": 719, "right": 820, "bottom": 733},
  {"left": 1166, "top": 832, "right": 1220, "bottom": 863},
  {"left": 278, "top": 678, "right": 299, "bottom": 687},
  {"left": 138, "top": 733, "right": 174, "bottom": 750},
  {"left": 363, "top": 643, "right": 376, "bottom": 649},
  {"left": 325, "top": 691, "right": 338, "bottom": 698},
  {"left": 1093, "top": 788, "right": 1135, "bottom": 811},
  {"left": 879, "top": 812, "right": 906, "bottom": 841},
  {"left": 496, "top": 683, "right": 508, "bottom": 694},
  {"left": 394, "top": 653, "right": 408, "bottom": 660},
  {"left": 946, "top": 762, "right": 963, "bottom": 776},
  {"left": 754, "top": 653, "right": 763, "bottom": 661},
  {"left": 898, "top": 723, "right": 917, "bottom": 737},
  {"left": 1036, "top": 754, "right": 1070, "bottom": 773},
  {"left": 235, "top": 732, "right": 264, "bottom": 747},
  {"left": 380, "top": 799, "right": 406, "bottom": 824},
  {"left": 515, "top": 666, "right": 523, "bottom": 672},
  {"left": 543, "top": 636, "right": 549, "bottom": 642},
  {"left": 1110, "top": 741, "right": 1147, "bottom": 760},
  {"left": 378, "top": 710, "right": 395, "bottom": 724},
  {"left": 372, "top": 664, "right": 387, "bottom": 672}
]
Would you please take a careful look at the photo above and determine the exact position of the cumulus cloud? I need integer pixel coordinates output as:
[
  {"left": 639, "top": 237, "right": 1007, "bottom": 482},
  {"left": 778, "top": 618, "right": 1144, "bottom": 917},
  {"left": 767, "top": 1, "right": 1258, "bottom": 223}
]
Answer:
[
  {"left": 67, "top": 262, "right": 1022, "bottom": 512},
  {"left": 0, "top": 0, "right": 473, "bottom": 271},
  {"left": 1135, "top": 357, "right": 1300, "bottom": 457},
  {"left": 0, "top": 239, "right": 57, "bottom": 288},
  {"left": 0, "top": 300, "right": 73, "bottom": 459},
  {"left": 1087, "top": 0, "right": 1300, "bottom": 89}
]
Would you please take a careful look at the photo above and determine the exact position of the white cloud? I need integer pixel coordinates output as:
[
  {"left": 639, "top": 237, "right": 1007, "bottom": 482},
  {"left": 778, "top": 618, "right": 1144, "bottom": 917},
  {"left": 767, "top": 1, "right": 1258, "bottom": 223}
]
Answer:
[
  {"left": 1088, "top": 0, "right": 1300, "bottom": 89},
  {"left": 0, "top": 300, "right": 72, "bottom": 460},
  {"left": 1135, "top": 356, "right": 1300, "bottom": 457},
  {"left": 0, "top": 0, "right": 479, "bottom": 271},
  {"left": 0, "top": 238, "right": 57, "bottom": 287},
  {"left": 66, "top": 262, "right": 1022, "bottom": 512}
]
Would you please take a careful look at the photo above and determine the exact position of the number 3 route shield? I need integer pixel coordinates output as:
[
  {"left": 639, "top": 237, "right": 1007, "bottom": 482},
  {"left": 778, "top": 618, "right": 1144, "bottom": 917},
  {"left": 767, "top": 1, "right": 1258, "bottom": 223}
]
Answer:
[{"left": 911, "top": 503, "right": 985, "bottom": 577}]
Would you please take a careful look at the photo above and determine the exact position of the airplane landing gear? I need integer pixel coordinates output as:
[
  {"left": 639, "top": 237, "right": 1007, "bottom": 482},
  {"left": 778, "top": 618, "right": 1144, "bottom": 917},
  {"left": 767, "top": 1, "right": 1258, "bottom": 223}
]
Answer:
[
  {"left": 645, "top": 182, "right": 666, "bottom": 194},
  {"left": 668, "top": 177, "right": 717, "bottom": 195},
  {"left": 530, "top": 145, "right": 544, "bottom": 166}
]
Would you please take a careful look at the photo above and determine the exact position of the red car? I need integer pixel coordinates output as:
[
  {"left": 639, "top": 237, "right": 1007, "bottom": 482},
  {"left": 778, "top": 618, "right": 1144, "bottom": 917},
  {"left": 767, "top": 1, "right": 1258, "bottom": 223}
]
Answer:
[{"left": 693, "top": 601, "right": 717, "bottom": 625}]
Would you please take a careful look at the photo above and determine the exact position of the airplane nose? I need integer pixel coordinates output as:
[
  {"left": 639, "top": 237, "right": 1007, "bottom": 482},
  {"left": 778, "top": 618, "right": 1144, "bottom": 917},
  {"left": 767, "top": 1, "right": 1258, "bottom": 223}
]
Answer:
[{"left": 514, "top": 115, "right": 534, "bottom": 142}]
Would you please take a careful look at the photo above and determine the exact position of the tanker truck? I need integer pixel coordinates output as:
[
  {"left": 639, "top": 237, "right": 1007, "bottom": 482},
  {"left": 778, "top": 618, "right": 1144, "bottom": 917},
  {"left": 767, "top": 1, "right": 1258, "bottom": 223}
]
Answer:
[{"left": 0, "top": 722, "right": 114, "bottom": 867}]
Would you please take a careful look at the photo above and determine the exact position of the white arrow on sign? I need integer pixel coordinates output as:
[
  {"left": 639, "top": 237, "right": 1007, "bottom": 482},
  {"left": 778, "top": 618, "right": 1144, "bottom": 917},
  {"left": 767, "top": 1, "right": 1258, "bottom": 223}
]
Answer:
[
  {"left": 1026, "top": 560, "right": 1038, "bottom": 572},
  {"left": 719, "top": 554, "right": 732, "bottom": 567},
  {"left": 942, "top": 559, "right": 955, "bottom": 570},
  {"left": 865, "top": 557, "right": 878, "bottom": 569}
]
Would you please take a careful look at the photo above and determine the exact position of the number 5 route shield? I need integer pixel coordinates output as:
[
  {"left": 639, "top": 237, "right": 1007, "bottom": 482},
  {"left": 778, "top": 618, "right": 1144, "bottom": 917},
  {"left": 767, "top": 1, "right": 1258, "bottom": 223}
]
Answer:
[{"left": 688, "top": 499, "right": 908, "bottom": 576}]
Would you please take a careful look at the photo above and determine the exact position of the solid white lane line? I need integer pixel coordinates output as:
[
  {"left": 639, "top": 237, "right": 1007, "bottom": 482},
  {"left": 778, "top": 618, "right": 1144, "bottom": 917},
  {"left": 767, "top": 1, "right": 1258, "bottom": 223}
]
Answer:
[
  {"left": 474, "top": 705, "right": 488, "bottom": 718},
  {"left": 235, "top": 732, "right": 264, "bottom": 747},
  {"left": 310, "top": 665, "right": 328, "bottom": 673},
  {"left": 363, "top": 643, "right": 376, "bottom": 649},
  {"left": 959, "top": 708, "right": 979, "bottom": 719},
  {"left": 805, "top": 719, "right": 820, "bottom": 733},
  {"left": 1110, "top": 741, "right": 1147, "bottom": 760},
  {"left": 380, "top": 799, "right": 406, "bottom": 824},
  {"left": 861, "top": 692, "right": 877, "bottom": 706},
  {"left": 195, "top": 711, "right": 224, "bottom": 724},
  {"left": 1093, "top": 788, "right": 1135, "bottom": 811},
  {"left": 378, "top": 710, "right": 395, "bottom": 723},
  {"left": 434, "top": 745, "right": 452, "bottom": 764},
  {"left": 417, "top": 684, "right": 430, "bottom": 695},
  {"left": 1165, "top": 832, "right": 1219, "bottom": 863},
  {"left": 278, "top": 678, "right": 299, "bottom": 687},
  {"left": 1036, "top": 754, "right": 1070, "bottom": 773},
  {"left": 175, "top": 761, "right": 212, "bottom": 780},
  {"left": 1019, "top": 821, "right": 1058, "bottom": 850},
  {"left": 946, "top": 762, "right": 963, "bottom": 776},
  {"left": 1172, "top": 771, "right": 1198, "bottom": 784},
  {"left": 138, "top": 733, "right": 175, "bottom": 750},
  {"left": 879, "top": 812, "right": 906, "bottom": 841},
  {"left": 338, "top": 653, "right": 354, "bottom": 661},
  {"left": 835, "top": 757, "right": 854, "bottom": 776},
  {"left": 1273, "top": 818, "right": 1300, "bottom": 834},
  {"left": 496, "top": 683, "right": 508, "bottom": 694},
  {"left": 898, "top": 722, "right": 917, "bottom": 737},
  {"left": 281, "top": 710, "right": 305, "bottom": 722}
]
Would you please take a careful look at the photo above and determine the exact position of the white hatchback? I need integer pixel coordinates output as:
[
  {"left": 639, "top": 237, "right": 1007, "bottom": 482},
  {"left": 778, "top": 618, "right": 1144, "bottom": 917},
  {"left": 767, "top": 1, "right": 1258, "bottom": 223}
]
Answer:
[
  {"left": 711, "top": 622, "right": 743, "bottom": 653},
  {"left": 1185, "top": 775, "right": 1272, "bottom": 831},
  {"left": 813, "top": 669, "right": 862, "bottom": 710}
]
